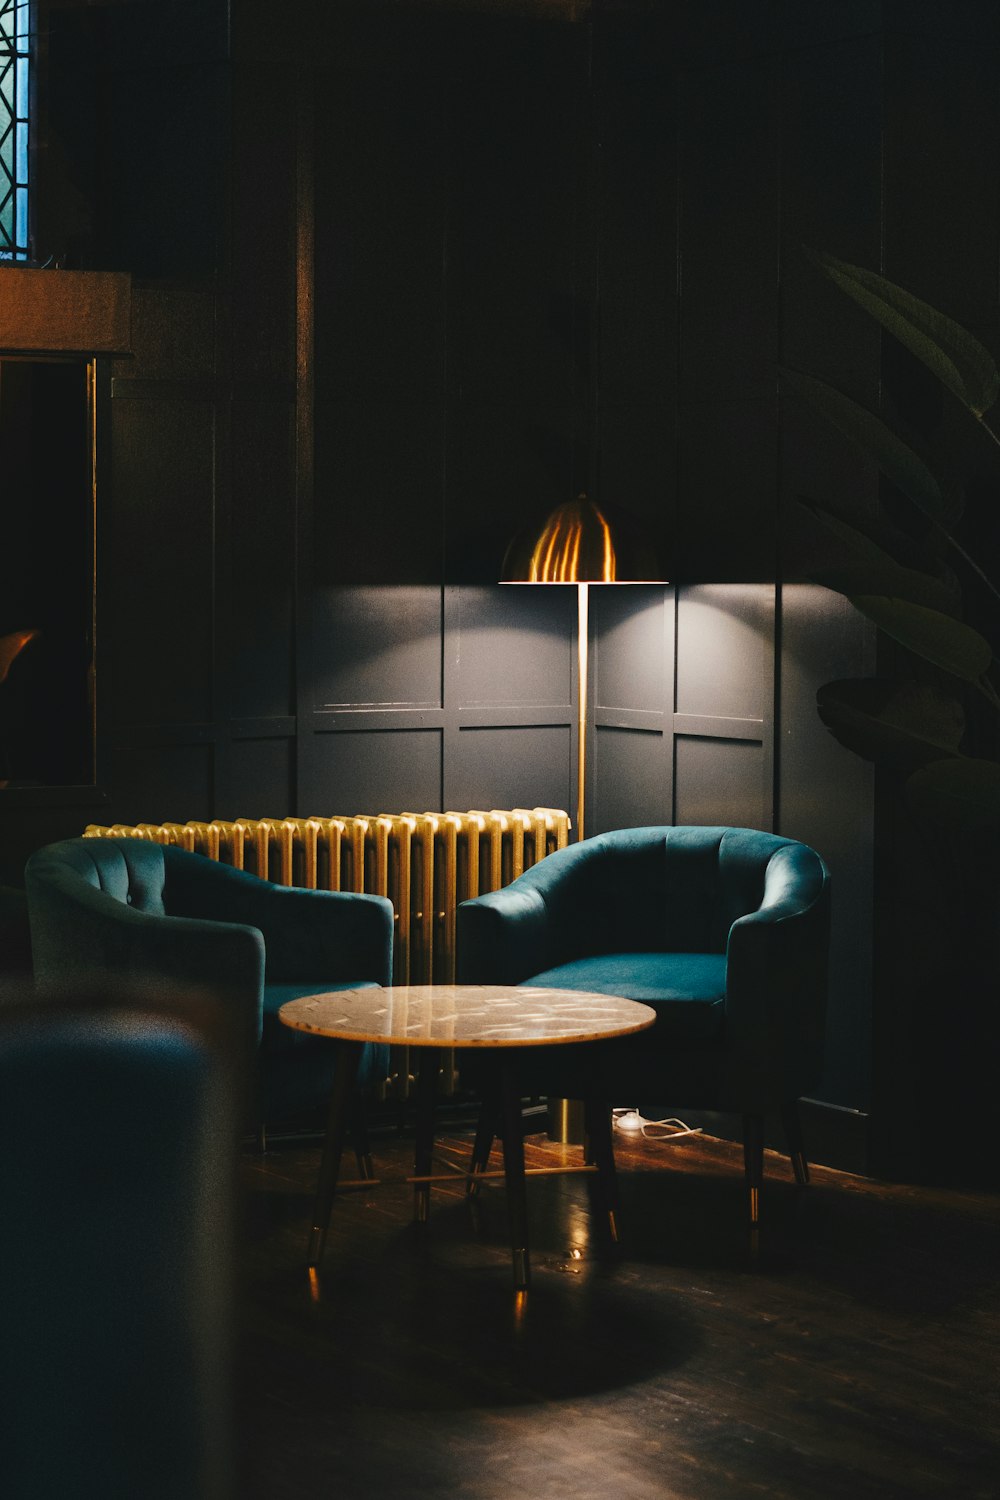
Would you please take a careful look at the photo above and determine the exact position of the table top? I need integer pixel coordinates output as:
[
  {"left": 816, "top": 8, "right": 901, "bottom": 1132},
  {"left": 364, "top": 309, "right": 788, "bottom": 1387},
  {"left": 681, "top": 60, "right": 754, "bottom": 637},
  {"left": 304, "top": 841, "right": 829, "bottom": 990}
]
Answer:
[{"left": 278, "top": 984, "right": 657, "bottom": 1048}]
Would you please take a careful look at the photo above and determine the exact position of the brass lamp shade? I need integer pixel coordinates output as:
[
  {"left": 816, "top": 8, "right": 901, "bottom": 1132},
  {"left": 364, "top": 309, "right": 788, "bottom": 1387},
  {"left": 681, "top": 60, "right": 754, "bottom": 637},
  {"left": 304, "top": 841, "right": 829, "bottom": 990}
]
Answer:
[{"left": 501, "top": 494, "right": 664, "bottom": 585}]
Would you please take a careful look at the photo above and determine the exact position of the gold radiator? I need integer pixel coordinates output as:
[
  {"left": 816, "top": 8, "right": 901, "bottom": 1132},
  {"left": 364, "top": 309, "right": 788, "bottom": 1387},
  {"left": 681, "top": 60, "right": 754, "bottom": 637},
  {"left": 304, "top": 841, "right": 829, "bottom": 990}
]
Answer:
[{"left": 84, "top": 808, "right": 570, "bottom": 1094}]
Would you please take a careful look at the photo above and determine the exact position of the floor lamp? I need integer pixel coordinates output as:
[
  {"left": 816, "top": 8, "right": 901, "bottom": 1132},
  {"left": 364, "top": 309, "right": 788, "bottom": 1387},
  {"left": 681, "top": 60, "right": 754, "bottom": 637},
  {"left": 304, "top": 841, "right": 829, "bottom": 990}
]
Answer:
[
  {"left": 501, "top": 491, "right": 665, "bottom": 842},
  {"left": 502, "top": 492, "right": 666, "bottom": 1143}
]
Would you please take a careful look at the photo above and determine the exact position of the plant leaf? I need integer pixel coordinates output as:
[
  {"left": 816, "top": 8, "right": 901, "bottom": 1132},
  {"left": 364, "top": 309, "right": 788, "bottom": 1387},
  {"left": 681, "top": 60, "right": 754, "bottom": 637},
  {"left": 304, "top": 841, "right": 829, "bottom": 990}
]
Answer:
[
  {"left": 797, "top": 494, "right": 954, "bottom": 575},
  {"left": 817, "top": 679, "right": 965, "bottom": 771},
  {"left": 850, "top": 595, "right": 994, "bottom": 681},
  {"left": 905, "top": 757, "right": 1000, "bottom": 840},
  {"left": 783, "top": 367, "right": 949, "bottom": 522},
  {"left": 813, "top": 563, "right": 959, "bottom": 616},
  {"left": 804, "top": 248, "right": 1000, "bottom": 418},
  {"left": 798, "top": 497, "right": 888, "bottom": 564}
]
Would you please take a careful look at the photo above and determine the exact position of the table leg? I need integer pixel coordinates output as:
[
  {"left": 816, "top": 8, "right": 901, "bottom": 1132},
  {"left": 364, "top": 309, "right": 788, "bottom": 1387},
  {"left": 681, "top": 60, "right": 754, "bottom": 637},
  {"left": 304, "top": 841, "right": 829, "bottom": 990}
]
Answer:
[
  {"left": 413, "top": 1045, "right": 441, "bottom": 1223},
  {"left": 584, "top": 1093, "right": 621, "bottom": 1244},
  {"left": 498, "top": 1058, "right": 530, "bottom": 1290},
  {"left": 307, "top": 1040, "right": 363, "bottom": 1268}
]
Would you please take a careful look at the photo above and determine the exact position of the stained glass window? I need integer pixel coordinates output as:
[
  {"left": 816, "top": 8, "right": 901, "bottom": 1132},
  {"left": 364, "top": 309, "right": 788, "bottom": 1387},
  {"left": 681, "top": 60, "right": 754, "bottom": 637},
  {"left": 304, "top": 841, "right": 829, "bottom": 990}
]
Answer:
[{"left": 0, "top": 0, "right": 30, "bottom": 260}]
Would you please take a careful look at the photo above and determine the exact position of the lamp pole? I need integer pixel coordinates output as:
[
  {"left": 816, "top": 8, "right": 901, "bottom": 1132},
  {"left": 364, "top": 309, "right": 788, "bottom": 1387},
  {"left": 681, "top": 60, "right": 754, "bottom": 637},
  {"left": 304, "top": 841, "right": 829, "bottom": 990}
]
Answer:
[{"left": 576, "top": 581, "right": 589, "bottom": 841}]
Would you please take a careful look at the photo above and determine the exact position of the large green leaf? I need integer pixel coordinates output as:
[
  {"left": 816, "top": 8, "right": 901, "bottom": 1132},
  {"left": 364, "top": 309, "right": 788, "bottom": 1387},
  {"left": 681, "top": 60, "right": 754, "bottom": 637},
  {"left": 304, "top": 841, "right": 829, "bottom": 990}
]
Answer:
[
  {"left": 850, "top": 595, "right": 994, "bottom": 681},
  {"left": 817, "top": 678, "right": 964, "bottom": 771},
  {"left": 783, "top": 367, "right": 950, "bottom": 522},
  {"left": 798, "top": 497, "right": 886, "bottom": 564},
  {"left": 798, "top": 494, "right": 954, "bottom": 577},
  {"left": 814, "top": 563, "right": 958, "bottom": 616},
  {"left": 905, "top": 757, "right": 1000, "bottom": 840},
  {"left": 804, "top": 248, "right": 1000, "bottom": 418}
]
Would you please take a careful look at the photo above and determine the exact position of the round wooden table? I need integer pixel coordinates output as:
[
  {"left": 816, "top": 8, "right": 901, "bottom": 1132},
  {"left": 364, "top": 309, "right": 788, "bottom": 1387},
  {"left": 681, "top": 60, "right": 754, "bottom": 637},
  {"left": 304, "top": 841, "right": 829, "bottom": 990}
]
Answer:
[{"left": 279, "top": 983, "right": 656, "bottom": 1289}]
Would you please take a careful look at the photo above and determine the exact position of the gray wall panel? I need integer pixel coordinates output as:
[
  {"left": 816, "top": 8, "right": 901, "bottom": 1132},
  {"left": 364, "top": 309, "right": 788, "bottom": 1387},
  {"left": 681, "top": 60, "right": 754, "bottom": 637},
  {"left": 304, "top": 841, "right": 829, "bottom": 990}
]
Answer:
[
  {"left": 447, "top": 726, "right": 571, "bottom": 815},
  {"left": 305, "top": 729, "right": 442, "bottom": 815},
  {"left": 230, "top": 400, "right": 296, "bottom": 720},
  {"left": 674, "top": 736, "right": 767, "bottom": 831},
  {"left": 594, "top": 589, "right": 669, "bottom": 716},
  {"left": 314, "top": 399, "right": 446, "bottom": 588},
  {"left": 218, "top": 739, "right": 294, "bottom": 821},
  {"left": 311, "top": 587, "right": 443, "bottom": 710},
  {"left": 108, "top": 743, "right": 213, "bottom": 826},
  {"left": 593, "top": 727, "right": 668, "bottom": 835},
  {"left": 676, "top": 585, "right": 773, "bottom": 722},
  {"left": 455, "top": 587, "right": 574, "bottom": 708},
  {"left": 231, "top": 64, "right": 296, "bottom": 385},
  {"left": 108, "top": 400, "right": 215, "bottom": 726}
]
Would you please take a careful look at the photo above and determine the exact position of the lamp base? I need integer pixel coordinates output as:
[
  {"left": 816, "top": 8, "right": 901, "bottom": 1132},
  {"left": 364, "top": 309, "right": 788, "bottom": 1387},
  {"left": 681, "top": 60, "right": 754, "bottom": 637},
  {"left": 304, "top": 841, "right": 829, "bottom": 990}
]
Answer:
[{"left": 546, "top": 1096, "right": 585, "bottom": 1145}]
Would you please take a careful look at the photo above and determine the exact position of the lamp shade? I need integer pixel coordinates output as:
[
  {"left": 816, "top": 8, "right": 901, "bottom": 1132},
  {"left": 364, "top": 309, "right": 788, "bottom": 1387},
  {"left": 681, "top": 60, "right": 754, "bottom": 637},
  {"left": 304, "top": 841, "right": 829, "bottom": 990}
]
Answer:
[{"left": 501, "top": 493, "right": 665, "bottom": 584}]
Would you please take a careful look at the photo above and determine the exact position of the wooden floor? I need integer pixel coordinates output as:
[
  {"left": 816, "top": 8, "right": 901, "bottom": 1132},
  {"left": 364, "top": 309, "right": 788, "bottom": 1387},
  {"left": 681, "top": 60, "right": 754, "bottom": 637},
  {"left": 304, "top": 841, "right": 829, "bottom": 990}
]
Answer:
[{"left": 237, "top": 1121, "right": 1000, "bottom": 1500}]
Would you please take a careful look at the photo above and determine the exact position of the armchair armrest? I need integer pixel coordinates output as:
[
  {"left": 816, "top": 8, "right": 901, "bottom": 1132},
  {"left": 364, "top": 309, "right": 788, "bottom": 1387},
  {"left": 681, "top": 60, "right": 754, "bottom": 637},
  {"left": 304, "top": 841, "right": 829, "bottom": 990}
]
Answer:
[
  {"left": 456, "top": 834, "right": 633, "bottom": 983},
  {"left": 163, "top": 850, "right": 394, "bottom": 985},
  {"left": 723, "top": 844, "right": 831, "bottom": 1095},
  {"left": 456, "top": 882, "right": 553, "bottom": 985}
]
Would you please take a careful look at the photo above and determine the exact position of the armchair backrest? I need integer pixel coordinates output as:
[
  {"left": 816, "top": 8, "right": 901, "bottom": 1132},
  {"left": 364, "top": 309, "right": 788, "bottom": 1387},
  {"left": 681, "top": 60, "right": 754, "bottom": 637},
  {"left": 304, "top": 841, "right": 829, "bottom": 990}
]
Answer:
[
  {"left": 517, "top": 825, "right": 826, "bottom": 959},
  {"left": 25, "top": 840, "right": 267, "bottom": 1015},
  {"left": 27, "top": 836, "right": 172, "bottom": 914}
]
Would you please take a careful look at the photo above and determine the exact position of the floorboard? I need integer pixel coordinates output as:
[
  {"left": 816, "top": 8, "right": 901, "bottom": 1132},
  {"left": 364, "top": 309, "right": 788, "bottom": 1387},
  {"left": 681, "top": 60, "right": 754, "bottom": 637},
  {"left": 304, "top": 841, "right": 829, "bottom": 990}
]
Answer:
[{"left": 236, "top": 1124, "right": 1000, "bottom": 1500}]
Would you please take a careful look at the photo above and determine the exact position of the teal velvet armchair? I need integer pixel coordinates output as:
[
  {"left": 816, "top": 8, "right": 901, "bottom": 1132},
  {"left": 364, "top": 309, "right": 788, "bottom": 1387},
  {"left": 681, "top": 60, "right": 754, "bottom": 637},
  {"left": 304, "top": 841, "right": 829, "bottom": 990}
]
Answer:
[
  {"left": 456, "top": 824, "right": 831, "bottom": 1234},
  {"left": 0, "top": 990, "right": 237, "bottom": 1500},
  {"left": 25, "top": 838, "right": 395, "bottom": 1139}
]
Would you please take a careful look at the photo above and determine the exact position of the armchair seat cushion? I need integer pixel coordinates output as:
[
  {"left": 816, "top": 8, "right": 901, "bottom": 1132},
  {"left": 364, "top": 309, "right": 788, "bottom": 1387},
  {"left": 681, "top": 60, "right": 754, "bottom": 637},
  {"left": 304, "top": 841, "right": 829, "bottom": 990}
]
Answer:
[{"left": 524, "top": 952, "right": 726, "bottom": 1043}]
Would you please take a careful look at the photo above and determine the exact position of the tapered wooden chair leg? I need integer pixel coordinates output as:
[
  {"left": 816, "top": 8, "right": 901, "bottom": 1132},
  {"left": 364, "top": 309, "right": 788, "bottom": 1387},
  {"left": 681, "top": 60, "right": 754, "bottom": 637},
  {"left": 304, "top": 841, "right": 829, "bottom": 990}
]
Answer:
[
  {"left": 308, "top": 1041, "right": 363, "bottom": 1268},
  {"left": 413, "top": 1046, "right": 441, "bottom": 1223},
  {"left": 351, "top": 1100, "right": 376, "bottom": 1181},
  {"left": 467, "top": 1100, "right": 496, "bottom": 1197},
  {"left": 583, "top": 1094, "right": 622, "bottom": 1245},
  {"left": 743, "top": 1112, "right": 765, "bottom": 1253},
  {"left": 498, "top": 1062, "right": 530, "bottom": 1290}
]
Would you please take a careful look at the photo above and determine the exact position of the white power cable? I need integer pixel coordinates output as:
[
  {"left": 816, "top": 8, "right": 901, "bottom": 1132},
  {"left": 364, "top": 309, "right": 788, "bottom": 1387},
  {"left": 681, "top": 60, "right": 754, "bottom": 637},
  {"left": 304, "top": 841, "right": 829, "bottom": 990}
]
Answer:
[{"left": 612, "top": 1108, "right": 702, "bottom": 1141}]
